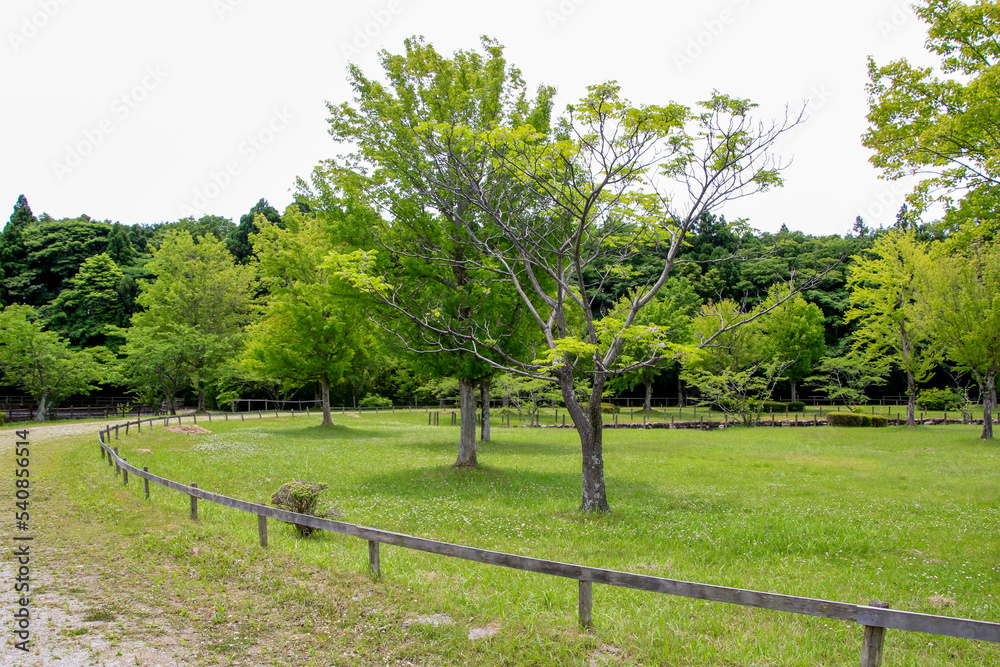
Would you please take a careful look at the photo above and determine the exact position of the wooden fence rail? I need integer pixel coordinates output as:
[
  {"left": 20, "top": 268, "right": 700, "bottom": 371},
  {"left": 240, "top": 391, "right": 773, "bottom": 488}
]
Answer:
[{"left": 94, "top": 413, "right": 1000, "bottom": 666}]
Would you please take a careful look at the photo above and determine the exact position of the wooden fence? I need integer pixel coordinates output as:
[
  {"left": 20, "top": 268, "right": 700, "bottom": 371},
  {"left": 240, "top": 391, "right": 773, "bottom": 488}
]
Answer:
[{"left": 94, "top": 411, "right": 1000, "bottom": 666}]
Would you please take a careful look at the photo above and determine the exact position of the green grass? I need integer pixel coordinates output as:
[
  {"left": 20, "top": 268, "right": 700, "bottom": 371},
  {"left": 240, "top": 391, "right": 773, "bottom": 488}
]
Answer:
[{"left": 41, "top": 412, "right": 1000, "bottom": 665}]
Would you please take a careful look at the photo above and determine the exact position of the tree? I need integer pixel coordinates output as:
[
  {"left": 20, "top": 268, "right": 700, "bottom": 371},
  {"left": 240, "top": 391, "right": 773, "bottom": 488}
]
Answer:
[
  {"left": 105, "top": 223, "right": 137, "bottom": 266},
  {"left": 45, "top": 253, "right": 125, "bottom": 348},
  {"left": 757, "top": 293, "right": 826, "bottom": 402},
  {"left": 864, "top": 0, "right": 1000, "bottom": 242},
  {"left": 845, "top": 229, "right": 936, "bottom": 425},
  {"left": 229, "top": 199, "right": 282, "bottom": 264},
  {"left": 682, "top": 298, "right": 792, "bottom": 426},
  {"left": 806, "top": 353, "right": 889, "bottom": 407},
  {"left": 917, "top": 240, "right": 1000, "bottom": 439},
  {"left": 0, "top": 195, "right": 36, "bottom": 305},
  {"left": 177, "top": 215, "right": 236, "bottom": 244},
  {"left": 123, "top": 231, "right": 254, "bottom": 411},
  {"left": 242, "top": 207, "right": 370, "bottom": 426},
  {"left": 0, "top": 305, "right": 105, "bottom": 421},
  {"left": 117, "top": 328, "right": 194, "bottom": 414},
  {"left": 324, "top": 37, "right": 808, "bottom": 511},
  {"left": 318, "top": 36, "right": 550, "bottom": 467},
  {"left": 603, "top": 280, "right": 699, "bottom": 412},
  {"left": 3, "top": 216, "right": 111, "bottom": 308}
]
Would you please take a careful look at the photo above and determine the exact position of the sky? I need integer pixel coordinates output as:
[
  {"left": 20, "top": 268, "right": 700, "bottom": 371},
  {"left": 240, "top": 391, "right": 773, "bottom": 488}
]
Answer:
[{"left": 2, "top": 0, "right": 933, "bottom": 236}]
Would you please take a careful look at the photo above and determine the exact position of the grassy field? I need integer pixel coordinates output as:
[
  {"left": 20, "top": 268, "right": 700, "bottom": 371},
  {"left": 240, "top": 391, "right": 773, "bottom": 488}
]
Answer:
[{"left": 22, "top": 412, "right": 1000, "bottom": 665}]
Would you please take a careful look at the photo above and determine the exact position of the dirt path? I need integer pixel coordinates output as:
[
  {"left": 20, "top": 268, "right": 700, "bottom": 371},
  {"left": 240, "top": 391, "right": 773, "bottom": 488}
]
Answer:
[{"left": 1, "top": 424, "right": 197, "bottom": 666}]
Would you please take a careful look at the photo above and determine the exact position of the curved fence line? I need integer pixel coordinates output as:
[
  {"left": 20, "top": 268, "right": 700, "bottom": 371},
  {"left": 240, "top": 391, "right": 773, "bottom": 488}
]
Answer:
[{"left": 94, "top": 412, "right": 1000, "bottom": 666}]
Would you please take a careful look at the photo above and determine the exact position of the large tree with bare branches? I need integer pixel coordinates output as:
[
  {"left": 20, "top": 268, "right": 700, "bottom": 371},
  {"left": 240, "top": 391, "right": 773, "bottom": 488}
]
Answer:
[{"left": 320, "top": 37, "right": 807, "bottom": 511}]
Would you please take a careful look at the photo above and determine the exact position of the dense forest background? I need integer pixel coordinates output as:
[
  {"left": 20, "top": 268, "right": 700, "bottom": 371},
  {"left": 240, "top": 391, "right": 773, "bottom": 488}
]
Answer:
[{"left": 0, "top": 192, "right": 948, "bottom": 410}]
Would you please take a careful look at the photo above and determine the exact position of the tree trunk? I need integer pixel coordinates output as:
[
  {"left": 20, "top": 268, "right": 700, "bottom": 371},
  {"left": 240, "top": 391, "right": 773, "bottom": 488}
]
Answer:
[
  {"left": 158, "top": 374, "right": 175, "bottom": 415},
  {"left": 558, "top": 369, "right": 610, "bottom": 512},
  {"left": 320, "top": 377, "right": 333, "bottom": 426},
  {"left": 790, "top": 378, "right": 798, "bottom": 402},
  {"left": 643, "top": 380, "right": 652, "bottom": 415},
  {"left": 983, "top": 372, "right": 995, "bottom": 440},
  {"left": 197, "top": 382, "right": 206, "bottom": 413},
  {"left": 480, "top": 378, "right": 491, "bottom": 442},
  {"left": 455, "top": 377, "right": 478, "bottom": 467},
  {"left": 906, "top": 369, "right": 917, "bottom": 427},
  {"left": 677, "top": 374, "right": 686, "bottom": 408},
  {"left": 34, "top": 393, "right": 47, "bottom": 422}
]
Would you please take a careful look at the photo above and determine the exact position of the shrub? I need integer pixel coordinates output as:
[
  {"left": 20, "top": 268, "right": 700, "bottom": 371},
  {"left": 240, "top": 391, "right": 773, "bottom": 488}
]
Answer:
[
  {"left": 787, "top": 401, "right": 806, "bottom": 412},
  {"left": 271, "top": 481, "right": 330, "bottom": 537},
  {"left": 578, "top": 402, "right": 619, "bottom": 414},
  {"left": 827, "top": 412, "right": 888, "bottom": 427},
  {"left": 359, "top": 394, "right": 392, "bottom": 408},
  {"left": 916, "top": 388, "right": 963, "bottom": 411},
  {"left": 710, "top": 399, "right": 738, "bottom": 411}
]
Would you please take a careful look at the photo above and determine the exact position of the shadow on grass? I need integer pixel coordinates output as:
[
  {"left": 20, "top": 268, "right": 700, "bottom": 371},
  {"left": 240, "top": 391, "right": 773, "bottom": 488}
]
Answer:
[
  {"left": 273, "top": 423, "right": 393, "bottom": 441},
  {"left": 360, "top": 463, "right": 584, "bottom": 502},
  {"left": 396, "top": 433, "right": 578, "bottom": 459}
]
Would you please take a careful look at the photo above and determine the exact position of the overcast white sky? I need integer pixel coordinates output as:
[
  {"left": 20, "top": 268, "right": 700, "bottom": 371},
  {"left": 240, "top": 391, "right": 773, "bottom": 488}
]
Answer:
[{"left": 2, "top": 0, "right": 932, "bottom": 236}]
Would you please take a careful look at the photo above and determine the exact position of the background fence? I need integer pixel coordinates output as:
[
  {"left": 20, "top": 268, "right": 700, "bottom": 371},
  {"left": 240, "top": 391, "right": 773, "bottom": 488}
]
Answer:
[{"left": 91, "top": 410, "right": 1000, "bottom": 667}]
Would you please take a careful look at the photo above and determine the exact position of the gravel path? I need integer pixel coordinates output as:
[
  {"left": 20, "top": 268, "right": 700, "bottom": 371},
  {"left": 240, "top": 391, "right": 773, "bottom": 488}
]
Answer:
[
  {"left": 10, "top": 421, "right": 107, "bottom": 442},
  {"left": 1, "top": 423, "right": 196, "bottom": 666}
]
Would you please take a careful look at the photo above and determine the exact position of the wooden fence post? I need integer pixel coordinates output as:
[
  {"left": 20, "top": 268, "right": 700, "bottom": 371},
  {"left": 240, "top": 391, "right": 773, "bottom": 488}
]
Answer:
[
  {"left": 579, "top": 580, "right": 593, "bottom": 628},
  {"left": 115, "top": 424, "right": 119, "bottom": 439},
  {"left": 122, "top": 459, "right": 128, "bottom": 485},
  {"left": 114, "top": 447, "right": 120, "bottom": 476},
  {"left": 368, "top": 540, "right": 381, "bottom": 579},
  {"left": 240, "top": 412, "right": 245, "bottom": 421},
  {"left": 860, "top": 600, "right": 891, "bottom": 667},
  {"left": 100, "top": 442, "right": 105, "bottom": 460},
  {"left": 190, "top": 483, "right": 198, "bottom": 520},
  {"left": 258, "top": 515, "right": 268, "bottom": 548},
  {"left": 143, "top": 467, "right": 150, "bottom": 500}
]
